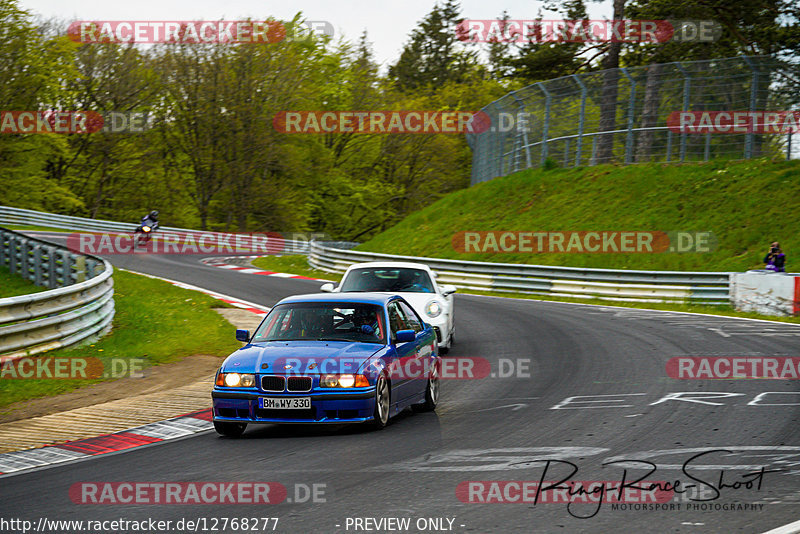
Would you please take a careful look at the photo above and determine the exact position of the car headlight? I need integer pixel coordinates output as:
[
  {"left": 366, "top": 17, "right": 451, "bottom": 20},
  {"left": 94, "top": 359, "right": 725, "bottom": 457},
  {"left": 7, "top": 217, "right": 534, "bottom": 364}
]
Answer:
[
  {"left": 320, "top": 374, "right": 370, "bottom": 388},
  {"left": 216, "top": 372, "right": 255, "bottom": 387},
  {"left": 425, "top": 300, "right": 442, "bottom": 318}
]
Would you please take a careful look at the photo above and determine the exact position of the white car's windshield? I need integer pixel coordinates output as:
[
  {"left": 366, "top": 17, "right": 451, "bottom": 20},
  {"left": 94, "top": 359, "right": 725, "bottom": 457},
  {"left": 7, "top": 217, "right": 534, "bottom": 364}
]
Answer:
[{"left": 339, "top": 268, "right": 435, "bottom": 293}]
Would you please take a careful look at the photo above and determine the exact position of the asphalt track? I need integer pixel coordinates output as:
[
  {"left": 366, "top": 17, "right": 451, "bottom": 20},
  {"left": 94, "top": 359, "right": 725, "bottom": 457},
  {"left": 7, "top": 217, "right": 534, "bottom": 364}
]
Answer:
[{"left": 3, "top": 243, "right": 800, "bottom": 533}]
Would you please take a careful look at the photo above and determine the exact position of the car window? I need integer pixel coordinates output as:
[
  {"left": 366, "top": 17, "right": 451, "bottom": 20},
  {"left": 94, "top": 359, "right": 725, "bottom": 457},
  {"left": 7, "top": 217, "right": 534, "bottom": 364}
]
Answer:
[
  {"left": 387, "top": 302, "right": 410, "bottom": 335},
  {"left": 339, "top": 267, "right": 435, "bottom": 293},
  {"left": 398, "top": 301, "right": 423, "bottom": 332},
  {"left": 251, "top": 302, "right": 386, "bottom": 344}
]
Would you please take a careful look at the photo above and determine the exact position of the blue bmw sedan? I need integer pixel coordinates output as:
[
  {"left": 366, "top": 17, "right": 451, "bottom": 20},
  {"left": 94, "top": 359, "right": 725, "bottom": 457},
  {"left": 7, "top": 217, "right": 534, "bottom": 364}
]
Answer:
[{"left": 212, "top": 293, "right": 440, "bottom": 437}]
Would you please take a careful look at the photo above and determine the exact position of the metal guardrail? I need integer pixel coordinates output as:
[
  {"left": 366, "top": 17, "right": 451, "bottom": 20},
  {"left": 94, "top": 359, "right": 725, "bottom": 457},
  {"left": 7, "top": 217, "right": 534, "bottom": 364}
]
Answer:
[
  {"left": 0, "top": 227, "right": 114, "bottom": 360},
  {"left": 0, "top": 206, "right": 312, "bottom": 254},
  {"left": 308, "top": 241, "right": 731, "bottom": 304}
]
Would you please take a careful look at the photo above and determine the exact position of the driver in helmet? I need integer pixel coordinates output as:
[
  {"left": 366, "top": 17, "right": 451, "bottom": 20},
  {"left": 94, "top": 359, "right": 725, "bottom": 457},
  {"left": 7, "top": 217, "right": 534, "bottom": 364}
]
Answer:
[{"left": 352, "top": 307, "right": 380, "bottom": 338}]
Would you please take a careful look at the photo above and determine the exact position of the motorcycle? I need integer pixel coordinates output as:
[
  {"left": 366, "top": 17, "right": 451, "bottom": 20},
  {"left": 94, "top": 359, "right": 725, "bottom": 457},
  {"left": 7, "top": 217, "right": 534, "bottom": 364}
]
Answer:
[{"left": 134, "top": 218, "right": 159, "bottom": 246}]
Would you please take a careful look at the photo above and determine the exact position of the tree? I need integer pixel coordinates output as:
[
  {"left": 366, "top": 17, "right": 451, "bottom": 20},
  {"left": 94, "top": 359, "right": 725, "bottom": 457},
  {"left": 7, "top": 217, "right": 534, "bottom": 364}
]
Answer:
[{"left": 389, "top": 1, "right": 478, "bottom": 91}]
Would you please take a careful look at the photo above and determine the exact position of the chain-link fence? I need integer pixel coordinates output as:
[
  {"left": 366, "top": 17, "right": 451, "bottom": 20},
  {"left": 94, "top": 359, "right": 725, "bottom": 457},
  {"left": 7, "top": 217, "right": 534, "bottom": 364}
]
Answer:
[{"left": 466, "top": 56, "right": 797, "bottom": 185}]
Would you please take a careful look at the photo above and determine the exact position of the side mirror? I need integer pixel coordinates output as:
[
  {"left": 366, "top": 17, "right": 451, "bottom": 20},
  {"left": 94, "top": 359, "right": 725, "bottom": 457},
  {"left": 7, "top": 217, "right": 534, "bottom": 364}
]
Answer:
[
  {"left": 320, "top": 283, "right": 335, "bottom": 293},
  {"left": 235, "top": 329, "right": 250, "bottom": 342},
  {"left": 441, "top": 284, "right": 457, "bottom": 296},
  {"left": 395, "top": 330, "right": 416, "bottom": 343}
]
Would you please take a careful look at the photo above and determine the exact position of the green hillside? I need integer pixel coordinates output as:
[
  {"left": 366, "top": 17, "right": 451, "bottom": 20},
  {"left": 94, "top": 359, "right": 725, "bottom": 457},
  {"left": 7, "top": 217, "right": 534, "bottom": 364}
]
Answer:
[{"left": 358, "top": 158, "right": 800, "bottom": 272}]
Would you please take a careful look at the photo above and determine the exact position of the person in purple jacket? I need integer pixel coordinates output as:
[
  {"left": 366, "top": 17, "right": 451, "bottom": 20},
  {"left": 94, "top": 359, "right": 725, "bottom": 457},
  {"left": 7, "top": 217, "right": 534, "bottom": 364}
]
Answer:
[{"left": 764, "top": 241, "right": 786, "bottom": 272}]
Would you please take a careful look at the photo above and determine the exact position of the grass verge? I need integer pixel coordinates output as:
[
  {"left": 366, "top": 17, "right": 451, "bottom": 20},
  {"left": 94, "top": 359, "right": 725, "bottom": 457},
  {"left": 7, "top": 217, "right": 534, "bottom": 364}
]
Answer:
[
  {"left": 251, "top": 255, "right": 335, "bottom": 280},
  {"left": 358, "top": 158, "right": 800, "bottom": 272},
  {"left": 0, "top": 269, "right": 240, "bottom": 409}
]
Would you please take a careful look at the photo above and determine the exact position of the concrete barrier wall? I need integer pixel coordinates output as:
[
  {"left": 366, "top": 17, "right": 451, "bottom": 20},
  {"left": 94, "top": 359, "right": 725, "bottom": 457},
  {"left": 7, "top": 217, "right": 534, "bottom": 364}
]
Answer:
[{"left": 730, "top": 271, "right": 800, "bottom": 316}]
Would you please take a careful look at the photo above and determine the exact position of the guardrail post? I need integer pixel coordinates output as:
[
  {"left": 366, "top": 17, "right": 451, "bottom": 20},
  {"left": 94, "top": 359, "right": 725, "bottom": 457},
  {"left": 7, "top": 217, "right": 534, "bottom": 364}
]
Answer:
[
  {"left": 73, "top": 254, "right": 86, "bottom": 283},
  {"left": 21, "top": 238, "right": 32, "bottom": 282},
  {"left": 620, "top": 68, "right": 637, "bottom": 165},
  {"left": 8, "top": 234, "right": 18, "bottom": 275},
  {"left": 46, "top": 245, "right": 57, "bottom": 288},
  {"left": 86, "top": 259, "right": 98, "bottom": 279},
  {"left": 33, "top": 244, "right": 43, "bottom": 285},
  {"left": 60, "top": 251, "right": 74, "bottom": 285}
]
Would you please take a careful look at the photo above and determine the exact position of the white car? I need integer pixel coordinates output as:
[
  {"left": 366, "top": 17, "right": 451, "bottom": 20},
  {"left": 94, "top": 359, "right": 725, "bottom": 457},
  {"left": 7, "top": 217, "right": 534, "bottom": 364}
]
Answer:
[{"left": 320, "top": 262, "right": 457, "bottom": 353}]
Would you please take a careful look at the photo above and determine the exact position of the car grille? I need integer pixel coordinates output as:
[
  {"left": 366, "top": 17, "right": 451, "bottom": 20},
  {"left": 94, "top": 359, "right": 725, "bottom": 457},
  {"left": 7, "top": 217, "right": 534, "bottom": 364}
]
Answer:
[
  {"left": 287, "top": 376, "right": 312, "bottom": 392},
  {"left": 261, "top": 375, "right": 285, "bottom": 392}
]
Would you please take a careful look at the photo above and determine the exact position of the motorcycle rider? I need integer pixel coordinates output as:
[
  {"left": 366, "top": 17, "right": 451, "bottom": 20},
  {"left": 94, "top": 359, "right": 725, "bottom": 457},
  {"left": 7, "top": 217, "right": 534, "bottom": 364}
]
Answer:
[
  {"left": 140, "top": 210, "right": 159, "bottom": 231},
  {"left": 134, "top": 210, "right": 159, "bottom": 244}
]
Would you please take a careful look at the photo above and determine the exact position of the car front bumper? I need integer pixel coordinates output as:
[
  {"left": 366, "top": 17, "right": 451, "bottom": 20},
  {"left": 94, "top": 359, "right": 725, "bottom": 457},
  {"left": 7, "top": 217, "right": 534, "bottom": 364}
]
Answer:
[{"left": 212, "top": 389, "right": 376, "bottom": 424}]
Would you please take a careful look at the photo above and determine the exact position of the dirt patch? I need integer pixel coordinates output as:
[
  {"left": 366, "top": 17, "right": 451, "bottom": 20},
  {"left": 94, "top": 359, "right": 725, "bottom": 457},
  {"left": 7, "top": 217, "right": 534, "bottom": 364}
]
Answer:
[
  {"left": 0, "top": 353, "right": 226, "bottom": 423},
  {"left": 0, "top": 308, "right": 258, "bottom": 424}
]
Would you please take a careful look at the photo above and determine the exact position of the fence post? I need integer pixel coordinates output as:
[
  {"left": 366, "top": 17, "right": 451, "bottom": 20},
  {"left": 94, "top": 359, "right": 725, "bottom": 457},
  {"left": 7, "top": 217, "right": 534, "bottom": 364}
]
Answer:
[
  {"left": 743, "top": 56, "right": 758, "bottom": 160},
  {"left": 676, "top": 63, "right": 691, "bottom": 162},
  {"left": 572, "top": 74, "right": 587, "bottom": 167},
  {"left": 789, "top": 130, "right": 793, "bottom": 160},
  {"left": 537, "top": 82, "right": 551, "bottom": 166},
  {"left": 620, "top": 68, "right": 636, "bottom": 165},
  {"left": 511, "top": 92, "right": 532, "bottom": 169}
]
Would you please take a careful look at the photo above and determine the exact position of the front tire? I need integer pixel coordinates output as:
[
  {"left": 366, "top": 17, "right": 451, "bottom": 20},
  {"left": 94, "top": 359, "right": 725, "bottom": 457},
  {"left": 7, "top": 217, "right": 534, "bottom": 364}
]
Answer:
[
  {"left": 214, "top": 421, "right": 247, "bottom": 437},
  {"left": 412, "top": 361, "right": 439, "bottom": 413},
  {"left": 369, "top": 374, "right": 391, "bottom": 429}
]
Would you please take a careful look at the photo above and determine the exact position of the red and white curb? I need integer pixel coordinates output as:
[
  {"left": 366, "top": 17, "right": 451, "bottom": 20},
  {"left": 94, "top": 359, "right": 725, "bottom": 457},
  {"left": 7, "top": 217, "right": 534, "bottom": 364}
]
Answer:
[
  {"left": 0, "top": 409, "right": 213, "bottom": 477},
  {"left": 0, "top": 269, "right": 273, "bottom": 477},
  {"left": 201, "top": 256, "right": 332, "bottom": 282}
]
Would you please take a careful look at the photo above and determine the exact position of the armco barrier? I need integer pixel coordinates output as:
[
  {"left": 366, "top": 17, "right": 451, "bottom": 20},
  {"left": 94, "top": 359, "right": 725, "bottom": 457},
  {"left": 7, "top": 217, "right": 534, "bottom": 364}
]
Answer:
[
  {"left": 0, "top": 227, "right": 114, "bottom": 360},
  {"left": 0, "top": 206, "right": 311, "bottom": 254},
  {"left": 308, "top": 241, "right": 731, "bottom": 304}
]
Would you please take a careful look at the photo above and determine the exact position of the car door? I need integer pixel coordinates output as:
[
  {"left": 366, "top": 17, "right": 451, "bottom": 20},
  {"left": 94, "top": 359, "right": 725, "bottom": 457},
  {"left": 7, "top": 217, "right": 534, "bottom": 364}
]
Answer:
[
  {"left": 397, "top": 300, "right": 431, "bottom": 401},
  {"left": 387, "top": 301, "right": 418, "bottom": 403}
]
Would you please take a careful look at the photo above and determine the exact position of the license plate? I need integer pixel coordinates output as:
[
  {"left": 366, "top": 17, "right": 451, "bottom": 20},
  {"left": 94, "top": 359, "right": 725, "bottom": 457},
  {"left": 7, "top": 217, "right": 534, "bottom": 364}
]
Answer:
[{"left": 259, "top": 397, "right": 311, "bottom": 409}]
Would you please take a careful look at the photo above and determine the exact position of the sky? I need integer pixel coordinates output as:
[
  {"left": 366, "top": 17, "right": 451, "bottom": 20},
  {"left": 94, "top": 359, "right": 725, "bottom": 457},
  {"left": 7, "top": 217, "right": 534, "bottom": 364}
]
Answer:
[{"left": 22, "top": 0, "right": 614, "bottom": 69}]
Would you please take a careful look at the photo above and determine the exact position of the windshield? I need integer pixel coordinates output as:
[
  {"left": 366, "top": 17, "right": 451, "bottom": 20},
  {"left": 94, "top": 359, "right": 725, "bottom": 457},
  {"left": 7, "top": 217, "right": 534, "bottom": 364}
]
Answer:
[
  {"left": 251, "top": 302, "right": 386, "bottom": 344},
  {"left": 339, "top": 267, "right": 435, "bottom": 293}
]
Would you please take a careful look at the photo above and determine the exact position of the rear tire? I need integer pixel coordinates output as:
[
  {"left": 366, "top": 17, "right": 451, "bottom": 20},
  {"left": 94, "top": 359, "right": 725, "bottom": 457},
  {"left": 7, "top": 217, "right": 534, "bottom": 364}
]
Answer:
[
  {"left": 368, "top": 374, "right": 390, "bottom": 429},
  {"left": 214, "top": 421, "right": 247, "bottom": 437},
  {"left": 412, "top": 362, "right": 439, "bottom": 413}
]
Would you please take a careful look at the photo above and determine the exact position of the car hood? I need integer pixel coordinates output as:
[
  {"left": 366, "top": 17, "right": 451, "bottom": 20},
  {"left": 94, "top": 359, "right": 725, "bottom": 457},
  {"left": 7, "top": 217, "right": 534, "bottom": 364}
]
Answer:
[{"left": 222, "top": 341, "right": 383, "bottom": 374}]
